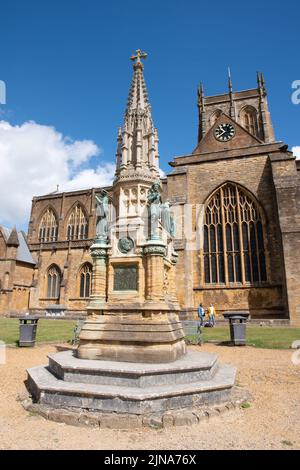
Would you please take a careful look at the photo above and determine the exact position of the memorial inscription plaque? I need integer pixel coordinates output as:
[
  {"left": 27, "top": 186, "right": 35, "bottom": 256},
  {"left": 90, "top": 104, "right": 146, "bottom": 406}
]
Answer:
[{"left": 113, "top": 264, "right": 138, "bottom": 291}]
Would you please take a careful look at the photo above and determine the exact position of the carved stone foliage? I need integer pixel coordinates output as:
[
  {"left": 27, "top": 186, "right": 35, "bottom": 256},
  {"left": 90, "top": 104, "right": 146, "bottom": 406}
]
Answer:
[
  {"left": 144, "top": 245, "right": 166, "bottom": 257},
  {"left": 90, "top": 246, "right": 109, "bottom": 259}
]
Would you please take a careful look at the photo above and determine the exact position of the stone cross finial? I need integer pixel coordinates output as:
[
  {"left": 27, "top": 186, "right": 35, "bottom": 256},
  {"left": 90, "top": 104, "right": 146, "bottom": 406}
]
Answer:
[{"left": 130, "top": 49, "right": 147, "bottom": 68}]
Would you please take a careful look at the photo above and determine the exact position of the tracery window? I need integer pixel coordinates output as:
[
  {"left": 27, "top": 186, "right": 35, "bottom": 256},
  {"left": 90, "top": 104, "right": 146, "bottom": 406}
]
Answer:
[
  {"left": 39, "top": 208, "right": 58, "bottom": 242},
  {"left": 203, "top": 184, "right": 267, "bottom": 285},
  {"left": 79, "top": 263, "right": 92, "bottom": 298},
  {"left": 46, "top": 265, "right": 61, "bottom": 299},
  {"left": 240, "top": 106, "right": 259, "bottom": 137},
  {"left": 67, "top": 204, "right": 88, "bottom": 240}
]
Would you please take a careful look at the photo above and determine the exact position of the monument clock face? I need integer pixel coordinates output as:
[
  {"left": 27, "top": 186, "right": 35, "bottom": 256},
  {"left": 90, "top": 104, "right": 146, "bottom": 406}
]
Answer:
[{"left": 214, "top": 123, "right": 235, "bottom": 142}]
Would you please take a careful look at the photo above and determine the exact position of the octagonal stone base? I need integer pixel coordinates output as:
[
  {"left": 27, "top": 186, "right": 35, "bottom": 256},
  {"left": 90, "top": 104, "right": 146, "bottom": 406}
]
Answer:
[
  {"left": 27, "top": 350, "right": 236, "bottom": 418},
  {"left": 77, "top": 312, "right": 186, "bottom": 363}
]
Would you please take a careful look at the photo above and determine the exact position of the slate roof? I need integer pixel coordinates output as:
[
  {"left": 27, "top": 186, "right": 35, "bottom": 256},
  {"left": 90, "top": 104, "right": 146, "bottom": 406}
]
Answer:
[{"left": 0, "top": 227, "right": 36, "bottom": 265}]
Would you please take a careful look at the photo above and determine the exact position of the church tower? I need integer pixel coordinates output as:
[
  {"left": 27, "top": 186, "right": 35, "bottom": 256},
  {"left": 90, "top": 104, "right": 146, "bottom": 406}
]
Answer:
[
  {"left": 197, "top": 72, "right": 275, "bottom": 145},
  {"left": 167, "top": 71, "right": 300, "bottom": 327}
]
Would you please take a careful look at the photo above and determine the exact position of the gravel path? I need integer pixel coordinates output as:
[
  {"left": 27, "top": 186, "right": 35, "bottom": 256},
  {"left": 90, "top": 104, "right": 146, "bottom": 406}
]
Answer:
[{"left": 0, "top": 343, "right": 299, "bottom": 450}]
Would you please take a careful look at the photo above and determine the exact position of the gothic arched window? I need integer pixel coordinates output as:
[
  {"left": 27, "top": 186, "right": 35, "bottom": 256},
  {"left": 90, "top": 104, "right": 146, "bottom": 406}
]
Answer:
[
  {"left": 79, "top": 263, "right": 92, "bottom": 298},
  {"left": 39, "top": 208, "right": 58, "bottom": 242},
  {"left": 240, "top": 106, "right": 259, "bottom": 137},
  {"left": 209, "top": 109, "right": 222, "bottom": 128},
  {"left": 46, "top": 265, "right": 61, "bottom": 299},
  {"left": 67, "top": 204, "right": 88, "bottom": 241},
  {"left": 203, "top": 184, "right": 267, "bottom": 285}
]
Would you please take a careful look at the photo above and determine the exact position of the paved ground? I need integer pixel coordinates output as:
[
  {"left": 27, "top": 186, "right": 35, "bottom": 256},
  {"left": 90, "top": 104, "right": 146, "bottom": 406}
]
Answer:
[{"left": 0, "top": 343, "right": 299, "bottom": 450}]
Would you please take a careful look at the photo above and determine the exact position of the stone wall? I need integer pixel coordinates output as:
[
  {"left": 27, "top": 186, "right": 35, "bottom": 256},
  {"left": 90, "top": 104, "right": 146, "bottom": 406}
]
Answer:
[
  {"left": 27, "top": 187, "right": 105, "bottom": 314},
  {"left": 167, "top": 151, "right": 288, "bottom": 318},
  {"left": 270, "top": 153, "right": 300, "bottom": 326},
  {"left": 28, "top": 188, "right": 98, "bottom": 244},
  {"left": 29, "top": 246, "right": 92, "bottom": 312},
  {"left": 0, "top": 227, "right": 35, "bottom": 315},
  {"left": 0, "top": 261, "right": 34, "bottom": 315}
]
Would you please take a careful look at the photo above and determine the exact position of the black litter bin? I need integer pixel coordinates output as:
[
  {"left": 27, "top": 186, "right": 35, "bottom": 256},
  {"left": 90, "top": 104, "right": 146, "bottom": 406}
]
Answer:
[
  {"left": 223, "top": 312, "right": 250, "bottom": 346},
  {"left": 19, "top": 316, "right": 39, "bottom": 347}
]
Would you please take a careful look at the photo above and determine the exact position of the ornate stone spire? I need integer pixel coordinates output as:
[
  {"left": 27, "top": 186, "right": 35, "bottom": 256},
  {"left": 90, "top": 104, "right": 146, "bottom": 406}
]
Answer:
[
  {"left": 228, "top": 67, "right": 236, "bottom": 119},
  {"left": 197, "top": 82, "right": 206, "bottom": 142},
  {"left": 127, "top": 49, "right": 149, "bottom": 111},
  {"left": 257, "top": 71, "right": 275, "bottom": 142},
  {"left": 114, "top": 50, "right": 160, "bottom": 181}
]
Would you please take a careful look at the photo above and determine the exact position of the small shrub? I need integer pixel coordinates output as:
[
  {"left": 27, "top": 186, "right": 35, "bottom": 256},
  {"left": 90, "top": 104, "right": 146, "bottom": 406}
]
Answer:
[
  {"left": 281, "top": 440, "right": 293, "bottom": 447},
  {"left": 240, "top": 401, "right": 251, "bottom": 409}
]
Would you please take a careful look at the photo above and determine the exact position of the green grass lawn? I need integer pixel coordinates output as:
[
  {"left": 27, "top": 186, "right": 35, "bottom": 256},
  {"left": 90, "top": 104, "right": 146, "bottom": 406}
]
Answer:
[
  {"left": 0, "top": 318, "right": 299, "bottom": 349},
  {"left": 0, "top": 318, "right": 76, "bottom": 345},
  {"left": 186, "top": 326, "right": 300, "bottom": 349}
]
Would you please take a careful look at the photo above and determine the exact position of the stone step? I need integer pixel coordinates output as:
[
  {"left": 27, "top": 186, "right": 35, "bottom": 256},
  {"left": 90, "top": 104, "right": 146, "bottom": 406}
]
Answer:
[
  {"left": 48, "top": 350, "right": 219, "bottom": 387},
  {"left": 27, "top": 361, "right": 236, "bottom": 415}
]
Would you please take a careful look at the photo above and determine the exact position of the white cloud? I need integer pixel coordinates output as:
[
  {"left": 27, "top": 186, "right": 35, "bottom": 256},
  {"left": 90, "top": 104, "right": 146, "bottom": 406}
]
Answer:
[
  {"left": 0, "top": 120, "right": 115, "bottom": 227},
  {"left": 64, "top": 164, "right": 116, "bottom": 191},
  {"left": 159, "top": 168, "right": 166, "bottom": 178},
  {"left": 292, "top": 146, "right": 300, "bottom": 159}
]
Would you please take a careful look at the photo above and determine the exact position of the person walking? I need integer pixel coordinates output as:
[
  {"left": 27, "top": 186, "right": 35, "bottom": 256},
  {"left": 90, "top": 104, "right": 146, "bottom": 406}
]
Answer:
[
  {"left": 208, "top": 303, "right": 216, "bottom": 327},
  {"left": 197, "top": 303, "right": 205, "bottom": 327}
]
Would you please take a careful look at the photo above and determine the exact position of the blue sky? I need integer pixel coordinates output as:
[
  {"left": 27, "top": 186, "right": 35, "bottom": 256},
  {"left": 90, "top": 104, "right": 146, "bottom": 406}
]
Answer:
[{"left": 0, "top": 0, "right": 299, "bottom": 227}]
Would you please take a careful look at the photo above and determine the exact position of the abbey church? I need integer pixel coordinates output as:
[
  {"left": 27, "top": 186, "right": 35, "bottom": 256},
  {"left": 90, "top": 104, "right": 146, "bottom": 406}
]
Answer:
[{"left": 1, "top": 54, "right": 300, "bottom": 325}]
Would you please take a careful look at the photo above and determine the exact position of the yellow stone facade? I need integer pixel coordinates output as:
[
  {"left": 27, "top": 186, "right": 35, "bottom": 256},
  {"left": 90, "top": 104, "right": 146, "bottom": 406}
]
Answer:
[{"left": 0, "top": 65, "right": 299, "bottom": 327}]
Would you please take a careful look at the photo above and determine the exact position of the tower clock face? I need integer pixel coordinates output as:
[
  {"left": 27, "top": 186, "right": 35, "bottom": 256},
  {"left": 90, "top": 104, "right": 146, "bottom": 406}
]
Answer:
[{"left": 214, "top": 123, "right": 235, "bottom": 142}]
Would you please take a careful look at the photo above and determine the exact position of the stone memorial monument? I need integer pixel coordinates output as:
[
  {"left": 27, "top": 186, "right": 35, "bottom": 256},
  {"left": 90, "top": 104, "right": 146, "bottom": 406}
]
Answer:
[
  {"left": 26, "top": 51, "right": 239, "bottom": 428},
  {"left": 76, "top": 175, "right": 186, "bottom": 363}
]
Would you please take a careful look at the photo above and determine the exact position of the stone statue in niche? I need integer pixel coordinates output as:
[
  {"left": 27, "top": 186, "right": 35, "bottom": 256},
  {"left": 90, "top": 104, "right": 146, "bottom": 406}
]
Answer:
[
  {"left": 147, "top": 182, "right": 162, "bottom": 239},
  {"left": 95, "top": 189, "right": 109, "bottom": 239},
  {"left": 170, "top": 214, "right": 175, "bottom": 237},
  {"left": 161, "top": 201, "right": 176, "bottom": 237}
]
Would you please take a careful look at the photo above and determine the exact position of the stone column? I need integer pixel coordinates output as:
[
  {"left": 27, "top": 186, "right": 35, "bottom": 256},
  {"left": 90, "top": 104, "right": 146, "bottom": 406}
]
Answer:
[
  {"left": 87, "top": 238, "right": 109, "bottom": 315},
  {"left": 144, "top": 240, "right": 166, "bottom": 302}
]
